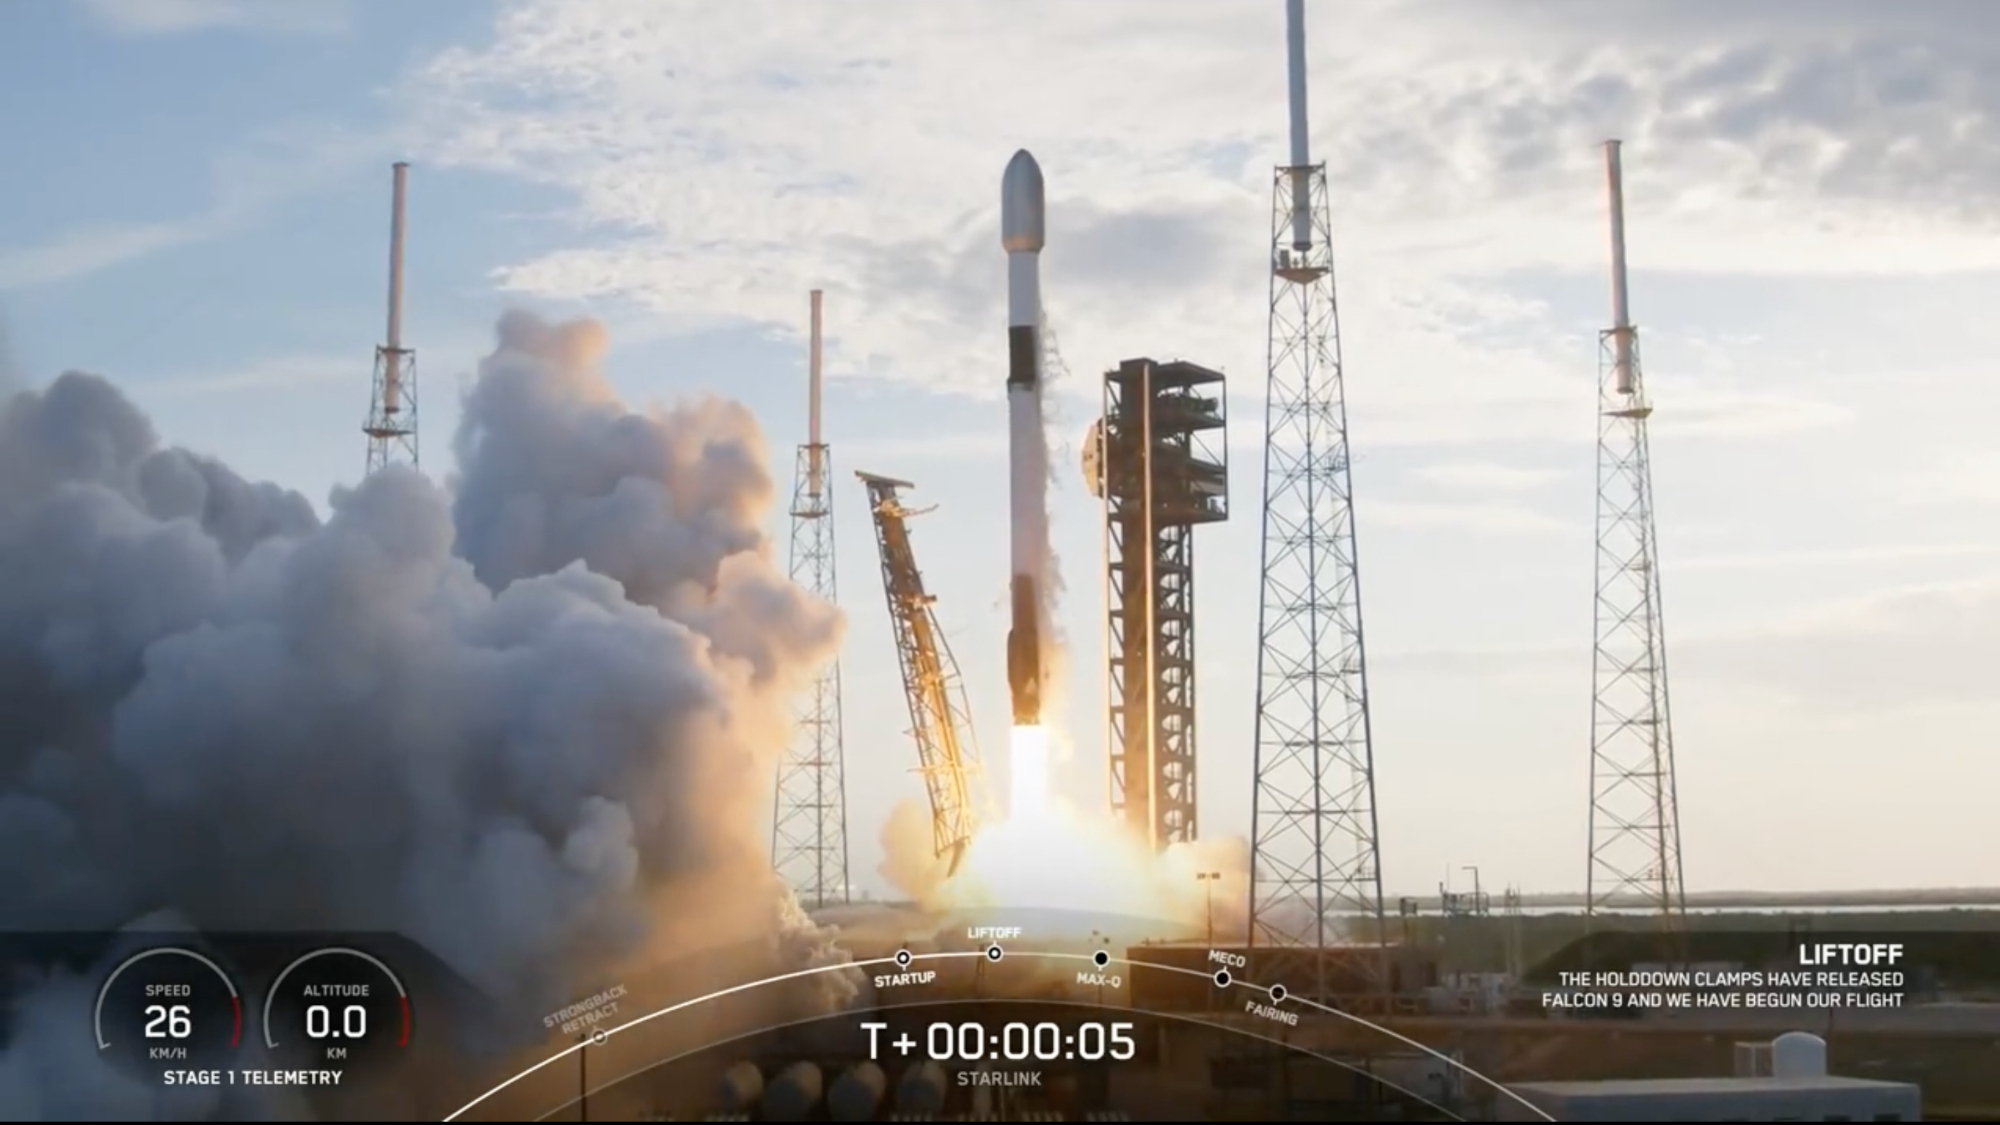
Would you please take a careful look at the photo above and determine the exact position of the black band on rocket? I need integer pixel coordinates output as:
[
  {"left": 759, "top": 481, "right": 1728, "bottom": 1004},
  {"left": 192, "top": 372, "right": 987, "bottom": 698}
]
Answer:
[{"left": 1007, "top": 327, "right": 1038, "bottom": 389}]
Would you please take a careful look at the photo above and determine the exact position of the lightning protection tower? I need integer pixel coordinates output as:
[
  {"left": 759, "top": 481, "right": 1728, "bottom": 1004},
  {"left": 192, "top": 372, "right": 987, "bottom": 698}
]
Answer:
[
  {"left": 1586, "top": 141, "right": 1687, "bottom": 939},
  {"left": 1246, "top": 0, "right": 1387, "bottom": 1006},
  {"left": 363, "top": 162, "right": 418, "bottom": 475},
  {"left": 772, "top": 290, "right": 851, "bottom": 909},
  {"left": 1085, "top": 359, "right": 1229, "bottom": 854}
]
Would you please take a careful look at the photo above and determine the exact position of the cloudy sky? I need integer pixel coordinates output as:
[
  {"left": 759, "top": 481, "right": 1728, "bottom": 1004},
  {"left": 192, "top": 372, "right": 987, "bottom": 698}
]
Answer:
[{"left": 3, "top": 0, "right": 1994, "bottom": 898}]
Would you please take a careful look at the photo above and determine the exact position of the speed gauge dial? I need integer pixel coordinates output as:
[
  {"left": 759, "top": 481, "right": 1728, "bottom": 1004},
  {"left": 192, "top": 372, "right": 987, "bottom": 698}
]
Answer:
[
  {"left": 262, "top": 947, "right": 411, "bottom": 1074},
  {"left": 94, "top": 946, "right": 242, "bottom": 1080}
]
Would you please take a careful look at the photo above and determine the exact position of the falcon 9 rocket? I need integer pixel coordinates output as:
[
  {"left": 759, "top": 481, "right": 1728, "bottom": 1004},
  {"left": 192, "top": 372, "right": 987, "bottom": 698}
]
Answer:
[{"left": 1001, "top": 149, "right": 1048, "bottom": 730}]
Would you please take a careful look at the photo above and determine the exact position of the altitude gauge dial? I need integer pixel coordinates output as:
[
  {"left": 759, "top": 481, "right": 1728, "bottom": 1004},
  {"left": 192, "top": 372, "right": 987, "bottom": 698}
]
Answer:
[
  {"left": 94, "top": 947, "right": 242, "bottom": 1079},
  {"left": 262, "top": 947, "right": 411, "bottom": 1073}
]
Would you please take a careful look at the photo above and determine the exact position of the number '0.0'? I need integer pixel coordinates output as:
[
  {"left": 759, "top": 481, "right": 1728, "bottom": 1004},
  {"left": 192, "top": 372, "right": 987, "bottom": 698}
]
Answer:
[{"left": 305, "top": 1004, "right": 368, "bottom": 1039}]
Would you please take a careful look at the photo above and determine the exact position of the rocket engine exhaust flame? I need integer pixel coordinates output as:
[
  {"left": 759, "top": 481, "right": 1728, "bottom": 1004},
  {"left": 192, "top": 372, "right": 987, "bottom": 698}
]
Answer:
[{"left": 1007, "top": 723, "right": 1051, "bottom": 823}]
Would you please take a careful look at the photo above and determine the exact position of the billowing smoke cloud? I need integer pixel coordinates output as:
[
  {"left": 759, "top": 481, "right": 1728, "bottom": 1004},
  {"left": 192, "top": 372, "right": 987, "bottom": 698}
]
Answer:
[
  {"left": 877, "top": 797, "right": 948, "bottom": 905},
  {"left": 1158, "top": 834, "right": 1252, "bottom": 942},
  {"left": 0, "top": 312, "right": 858, "bottom": 1117}
]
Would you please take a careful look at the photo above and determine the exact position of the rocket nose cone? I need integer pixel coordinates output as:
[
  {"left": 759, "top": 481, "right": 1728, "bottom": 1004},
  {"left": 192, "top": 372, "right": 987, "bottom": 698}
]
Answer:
[{"left": 1001, "top": 149, "right": 1045, "bottom": 253}]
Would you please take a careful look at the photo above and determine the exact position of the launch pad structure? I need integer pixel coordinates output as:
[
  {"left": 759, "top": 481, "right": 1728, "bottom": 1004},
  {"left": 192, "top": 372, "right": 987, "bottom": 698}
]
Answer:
[
  {"left": 1245, "top": 0, "right": 1388, "bottom": 1004},
  {"left": 1585, "top": 141, "right": 1688, "bottom": 939},
  {"left": 362, "top": 161, "right": 418, "bottom": 475},
  {"left": 855, "top": 471, "right": 988, "bottom": 877},
  {"left": 1087, "top": 359, "right": 1230, "bottom": 853},
  {"left": 773, "top": 289, "right": 852, "bottom": 910}
]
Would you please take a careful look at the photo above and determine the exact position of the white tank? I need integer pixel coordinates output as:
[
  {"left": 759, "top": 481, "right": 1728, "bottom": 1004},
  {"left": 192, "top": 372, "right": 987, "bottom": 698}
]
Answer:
[
  {"left": 760, "top": 1061, "right": 823, "bottom": 1121},
  {"left": 1770, "top": 1031, "right": 1827, "bottom": 1078},
  {"left": 716, "top": 1061, "right": 763, "bottom": 1111},
  {"left": 827, "top": 1062, "right": 887, "bottom": 1121},
  {"left": 895, "top": 1060, "right": 948, "bottom": 1113}
]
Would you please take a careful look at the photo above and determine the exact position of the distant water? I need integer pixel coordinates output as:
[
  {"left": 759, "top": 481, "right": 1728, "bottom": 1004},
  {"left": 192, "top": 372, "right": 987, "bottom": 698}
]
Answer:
[{"left": 1489, "top": 903, "right": 1999, "bottom": 917}]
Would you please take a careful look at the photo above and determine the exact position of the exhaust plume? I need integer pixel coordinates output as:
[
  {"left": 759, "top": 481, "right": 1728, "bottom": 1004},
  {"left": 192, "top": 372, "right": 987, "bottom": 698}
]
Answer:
[
  {"left": 877, "top": 797, "right": 950, "bottom": 906},
  {"left": 0, "top": 311, "right": 857, "bottom": 1117}
]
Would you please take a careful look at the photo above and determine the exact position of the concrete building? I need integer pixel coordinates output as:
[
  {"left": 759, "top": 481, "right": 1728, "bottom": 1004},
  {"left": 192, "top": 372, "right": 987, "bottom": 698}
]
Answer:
[{"left": 1500, "top": 1032, "right": 1922, "bottom": 1121}]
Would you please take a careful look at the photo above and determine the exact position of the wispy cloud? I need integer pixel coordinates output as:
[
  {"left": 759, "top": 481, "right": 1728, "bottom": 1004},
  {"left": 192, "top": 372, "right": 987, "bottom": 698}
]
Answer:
[
  {"left": 1368, "top": 498, "right": 1566, "bottom": 535},
  {"left": 1652, "top": 384, "right": 1858, "bottom": 440},
  {"left": 1678, "top": 542, "right": 2000, "bottom": 571},
  {"left": 79, "top": 0, "right": 349, "bottom": 35},
  {"left": 0, "top": 122, "right": 393, "bottom": 293},
  {"left": 147, "top": 353, "right": 358, "bottom": 396},
  {"left": 0, "top": 219, "right": 223, "bottom": 291},
  {"left": 403, "top": 0, "right": 2000, "bottom": 463},
  {"left": 1685, "top": 576, "right": 2000, "bottom": 711},
  {"left": 1371, "top": 642, "right": 1574, "bottom": 677},
  {"left": 847, "top": 430, "right": 1008, "bottom": 466},
  {"left": 1375, "top": 574, "right": 2000, "bottom": 712},
  {"left": 1410, "top": 461, "right": 1568, "bottom": 492},
  {"left": 1893, "top": 449, "right": 2000, "bottom": 506}
]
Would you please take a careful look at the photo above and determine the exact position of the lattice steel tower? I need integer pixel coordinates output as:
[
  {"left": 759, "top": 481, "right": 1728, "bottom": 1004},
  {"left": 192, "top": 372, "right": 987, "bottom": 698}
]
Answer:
[
  {"left": 1586, "top": 141, "right": 1686, "bottom": 935},
  {"left": 363, "top": 162, "right": 418, "bottom": 475},
  {"left": 772, "top": 289, "right": 850, "bottom": 909},
  {"left": 1246, "top": 0, "right": 1386, "bottom": 1003}
]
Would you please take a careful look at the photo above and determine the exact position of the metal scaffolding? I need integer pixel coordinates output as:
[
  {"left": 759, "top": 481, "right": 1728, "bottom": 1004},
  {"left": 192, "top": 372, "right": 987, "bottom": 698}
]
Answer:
[
  {"left": 772, "top": 291, "right": 850, "bottom": 909},
  {"left": 1586, "top": 141, "right": 1687, "bottom": 938},
  {"left": 1090, "top": 359, "right": 1228, "bottom": 853},
  {"left": 857, "top": 472, "right": 987, "bottom": 875},
  {"left": 1246, "top": 0, "right": 1387, "bottom": 1005}
]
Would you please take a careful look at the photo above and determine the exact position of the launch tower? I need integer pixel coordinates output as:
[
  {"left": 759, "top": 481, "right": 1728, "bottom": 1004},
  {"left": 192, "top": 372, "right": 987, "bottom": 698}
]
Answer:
[
  {"left": 1585, "top": 141, "right": 1687, "bottom": 937},
  {"left": 772, "top": 290, "right": 851, "bottom": 909},
  {"left": 1087, "top": 360, "right": 1229, "bottom": 853},
  {"left": 1245, "top": 0, "right": 1387, "bottom": 1002},
  {"left": 363, "top": 162, "right": 417, "bottom": 474}
]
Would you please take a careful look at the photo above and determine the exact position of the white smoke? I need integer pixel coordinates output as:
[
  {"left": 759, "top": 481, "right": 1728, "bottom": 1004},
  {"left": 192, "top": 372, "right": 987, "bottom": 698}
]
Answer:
[
  {"left": 1032, "top": 311, "right": 1079, "bottom": 768},
  {"left": 0, "top": 311, "right": 860, "bottom": 1117},
  {"left": 1034, "top": 310, "right": 1073, "bottom": 635},
  {"left": 877, "top": 797, "right": 949, "bottom": 906}
]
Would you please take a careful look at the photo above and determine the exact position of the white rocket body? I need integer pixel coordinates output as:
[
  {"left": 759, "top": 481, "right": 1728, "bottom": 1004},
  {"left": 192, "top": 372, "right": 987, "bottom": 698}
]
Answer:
[{"left": 1001, "top": 149, "right": 1048, "bottom": 726}]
